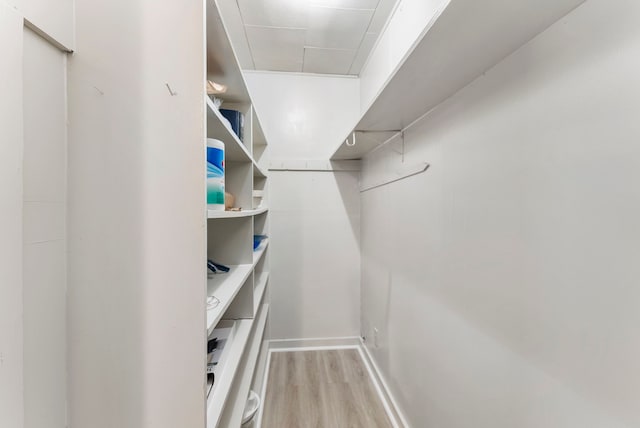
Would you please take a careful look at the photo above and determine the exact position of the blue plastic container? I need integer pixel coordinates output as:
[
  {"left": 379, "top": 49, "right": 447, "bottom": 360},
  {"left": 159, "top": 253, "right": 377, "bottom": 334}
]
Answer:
[{"left": 253, "top": 235, "right": 267, "bottom": 250}]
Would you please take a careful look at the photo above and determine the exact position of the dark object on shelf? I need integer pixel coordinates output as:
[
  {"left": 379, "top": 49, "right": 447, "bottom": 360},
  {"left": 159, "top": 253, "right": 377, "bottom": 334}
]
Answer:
[
  {"left": 208, "top": 259, "right": 230, "bottom": 274},
  {"left": 219, "top": 109, "right": 245, "bottom": 142},
  {"left": 253, "top": 235, "right": 268, "bottom": 250},
  {"left": 207, "top": 337, "right": 219, "bottom": 354},
  {"left": 206, "top": 373, "right": 214, "bottom": 397}
]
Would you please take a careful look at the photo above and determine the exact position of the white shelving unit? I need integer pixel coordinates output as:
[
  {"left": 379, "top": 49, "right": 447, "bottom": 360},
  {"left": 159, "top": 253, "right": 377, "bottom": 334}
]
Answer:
[
  {"left": 205, "top": 1, "right": 271, "bottom": 427},
  {"left": 206, "top": 264, "right": 252, "bottom": 333},
  {"left": 207, "top": 206, "right": 268, "bottom": 219},
  {"left": 206, "top": 318, "right": 255, "bottom": 428},
  {"left": 217, "top": 303, "right": 269, "bottom": 428},
  {"left": 330, "top": 0, "right": 585, "bottom": 160}
]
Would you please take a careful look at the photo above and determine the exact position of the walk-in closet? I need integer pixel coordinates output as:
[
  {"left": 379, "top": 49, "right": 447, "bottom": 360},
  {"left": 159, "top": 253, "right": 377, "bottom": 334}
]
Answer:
[{"left": 2, "top": 0, "right": 640, "bottom": 427}]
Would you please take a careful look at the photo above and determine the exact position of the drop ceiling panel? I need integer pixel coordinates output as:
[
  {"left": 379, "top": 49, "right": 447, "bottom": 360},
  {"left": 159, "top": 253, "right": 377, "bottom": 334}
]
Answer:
[
  {"left": 221, "top": 0, "right": 398, "bottom": 75},
  {"left": 306, "top": 7, "right": 375, "bottom": 50},
  {"left": 368, "top": 0, "right": 397, "bottom": 33},
  {"left": 216, "top": 0, "right": 255, "bottom": 69},
  {"left": 303, "top": 47, "right": 356, "bottom": 74},
  {"left": 349, "top": 32, "right": 377, "bottom": 74},
  {"left": 237, "top": 0, "right": 307, "bottom": 28},
  {"left": 245, "top": 26, "right": 305, "bottom": 72}
]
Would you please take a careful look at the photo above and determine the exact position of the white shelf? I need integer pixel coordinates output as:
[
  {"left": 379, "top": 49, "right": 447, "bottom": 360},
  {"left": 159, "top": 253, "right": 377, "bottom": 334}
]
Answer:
[
  {"left": 253, "top": 239, "right": 269, "bottom": 265},
  {"left": 217, "top": 304, "right": 269, "bottom": 428},
  {"left": 207, "top": 264, "right": 253, "bottom": 333},
  {"left": 207, "top": 207, "right": 268, "bottom": 219},
  {"left": 253, "top": 163, "right": 267, "bottom": 178},
  {"left": 206, "top": 240, "right": 269, "bottom": 333},
  {"left": 253, "top": 272, "right": 269, "bottom": 316},
  {"left": 206, "top": 318, "right": 254, "bottom": 428},
  {"left": 253, "top": 112, "right": 268, "bottom": 146},
  {"left": 206, "top": 0, "right": 251, "bottom": 105},
  {"left": 205, "top": 3, "right": 271, "bottom": 427},
  {"left": 207, "top": 100, "right": 268, "bottom": 179},
  {"left": 207, "top": 101, "right": 251, "bottom": 162},
  {"left": 330, "top": 0, "right": 585, "bottom": 160}
]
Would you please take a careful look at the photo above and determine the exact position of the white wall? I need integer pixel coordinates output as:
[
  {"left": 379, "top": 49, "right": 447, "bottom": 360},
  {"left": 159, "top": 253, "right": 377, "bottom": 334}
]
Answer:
[
  {"left": 21, "top": 0, "right": 74, "bottom": 49},
  {"left": 4, "top": 0, "right": 74, "bottom": 50},
  {"left": 1, "top": 5, "right": 69, "bottom": 427},
  {"left": 361, "top": 0, "right": 640, "bottom": 426},
  {"left": 245, "top": 71, "right": 361, "bottom": 340},
  {"left": 0, "top": 5, "right": 25, "bottom": 427},
  {"left": 268, "top": 171, "right": 361, "bottom": 340},
  {"left": 22, "top": 27, "right": 67, "bottom": 428},
  {"left": 244, "top": 71, "right": 359, "bottom": 160},
  {"left": 67, "top": 0, "right": 206, "bottom": 427}
]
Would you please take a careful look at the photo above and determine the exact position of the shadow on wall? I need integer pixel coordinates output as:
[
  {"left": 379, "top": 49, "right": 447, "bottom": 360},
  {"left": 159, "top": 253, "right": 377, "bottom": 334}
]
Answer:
[{"left": 268, "top": 170, "right": 361, "bottom": 341}]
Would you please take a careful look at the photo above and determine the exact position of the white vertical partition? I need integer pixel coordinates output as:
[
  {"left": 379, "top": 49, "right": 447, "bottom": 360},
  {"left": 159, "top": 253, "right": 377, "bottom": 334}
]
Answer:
[
  {"left": 0, "top": 5, "right": 25, "bottom": 428},
  {"left": 21, "top": 0, "right": 74, "bottom": 50},
  {"left": 67, "top": 0, "right": 206, "bottom": 427},
  {"left": 22, "top": 27, "right": 68, "bottom": 428}
]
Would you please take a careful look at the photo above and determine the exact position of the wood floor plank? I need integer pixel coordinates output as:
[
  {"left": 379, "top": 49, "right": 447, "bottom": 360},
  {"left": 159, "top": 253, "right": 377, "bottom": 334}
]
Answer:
[
  {"left": 261, "top": 349, "right": 393, "bottom": 428},
  {"left": 339, "top": 349, "right": 368, "bottom": 382},
  {"left": 320, "top": 350, "right": 346, "bottom": 383}
]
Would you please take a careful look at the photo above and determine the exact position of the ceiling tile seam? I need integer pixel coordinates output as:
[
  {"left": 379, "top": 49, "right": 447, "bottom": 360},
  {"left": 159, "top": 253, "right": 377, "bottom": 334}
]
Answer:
[
  {"left": 304, "top": 46, "right": 357, "bottom": 52},
  {"left": 309, "top": 6, "right": 376, "bottom": 12},
  {"left": 347, "top": 10, "right": 378, "bottom": 74},
  {"left": 302, "top": 46, "right": 357, "bottom": 75},
  {"left": 356, "top": 0, "right": 403, "bottom": 75},
  {"left": 244, "top": 24, "right": 307, "bottom": 31},
  {"left": 245, "top": 70, "right": 359, "bottom": 79},
  {"left": 235, "top": 0, "right": 257, "bottom": 69}
]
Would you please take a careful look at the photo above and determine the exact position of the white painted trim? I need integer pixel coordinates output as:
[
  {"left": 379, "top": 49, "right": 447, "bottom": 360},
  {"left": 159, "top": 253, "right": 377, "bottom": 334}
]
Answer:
[
  {"left": 268, "top": 336, "right": 361, "bottom": 350},
  {"left": 270, "top": 345, "right": 359, "bottom": 353},
  {"left": 243, "top": 69, "right": 359, "bottom": 79},
  {"left": 23, "top": 18, "right": 73, "bottom": 53},
  {"left": 358, "top": 341, "right": 412, "bottom": 428},
  {"left": 255, "top": 349, "right": 271, "bottom": 428}
]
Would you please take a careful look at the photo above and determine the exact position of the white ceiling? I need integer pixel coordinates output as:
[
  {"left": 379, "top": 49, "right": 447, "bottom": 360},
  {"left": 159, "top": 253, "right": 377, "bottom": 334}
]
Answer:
[{"left": 217, "top": 0, "right": 398, "bottom": 75}]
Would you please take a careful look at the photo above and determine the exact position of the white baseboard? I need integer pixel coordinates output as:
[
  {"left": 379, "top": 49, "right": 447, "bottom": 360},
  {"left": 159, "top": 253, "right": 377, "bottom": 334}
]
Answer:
[
  {"left": 358, "top": 340, "right": 411, "bottom": 428},
  {"left": 268, "top": 336, "right": 361, "bottom": 351}
]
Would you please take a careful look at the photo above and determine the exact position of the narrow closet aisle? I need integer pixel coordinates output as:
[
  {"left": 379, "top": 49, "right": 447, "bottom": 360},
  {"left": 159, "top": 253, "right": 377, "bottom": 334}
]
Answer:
[
  {"left": 262, "top": 350, "right": 392, "bottom": 428},
  {"left": 4, "top": 0, "right": 640, "bottom": 427}
]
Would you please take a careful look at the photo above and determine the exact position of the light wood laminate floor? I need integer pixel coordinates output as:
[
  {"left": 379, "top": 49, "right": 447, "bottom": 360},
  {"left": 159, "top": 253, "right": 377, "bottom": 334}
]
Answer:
[{"left": 261, "top": 349, "right": 393, "bottom": 428}]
